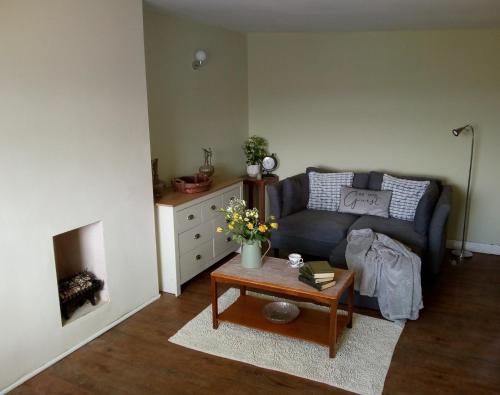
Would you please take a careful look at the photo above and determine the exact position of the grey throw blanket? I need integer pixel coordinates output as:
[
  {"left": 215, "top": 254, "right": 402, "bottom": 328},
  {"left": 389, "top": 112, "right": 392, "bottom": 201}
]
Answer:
[{"left": 345, "top": 228, "right": 423, "bottom": 322}]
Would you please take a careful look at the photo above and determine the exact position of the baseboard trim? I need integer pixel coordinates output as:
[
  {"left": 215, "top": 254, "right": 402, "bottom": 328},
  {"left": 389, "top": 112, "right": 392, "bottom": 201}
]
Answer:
[
  {"left": 2, "top": 294, "right": 161, "bottom": 394},
  {"left": 446, "top": 240, "right": 500, "bottom": 255}
]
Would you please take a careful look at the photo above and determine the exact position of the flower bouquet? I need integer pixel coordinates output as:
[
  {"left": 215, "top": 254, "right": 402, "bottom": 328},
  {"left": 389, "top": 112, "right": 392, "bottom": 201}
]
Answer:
[{"left": 216, "top": 198, "right": 278, "bottom": 268}]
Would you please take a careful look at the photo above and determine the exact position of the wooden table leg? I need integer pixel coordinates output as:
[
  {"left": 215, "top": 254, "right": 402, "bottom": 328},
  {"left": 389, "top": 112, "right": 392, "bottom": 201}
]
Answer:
[
  {"left": 248, "top": 184, "right": 254, "bottom": 209},
  {"left": 258, "top": 183, "right": 265, "bottom": 220},
  {"left": 240, "top": 286, "right": 246, "bottom": 296},
  {"left": 329, "top": 300, "right": 338, "bottom": 358},
  {"left": 211, "top": 276, "right": 219, "bottom": 329},
  {"left": 347, "top": 278, "right": 354, "bottom": 328}
]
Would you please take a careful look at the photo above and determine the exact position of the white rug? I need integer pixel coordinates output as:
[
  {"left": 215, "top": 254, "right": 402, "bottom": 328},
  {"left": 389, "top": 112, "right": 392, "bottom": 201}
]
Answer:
[{"left": 169, "top": 288, "right": 403, "bottom": 395}]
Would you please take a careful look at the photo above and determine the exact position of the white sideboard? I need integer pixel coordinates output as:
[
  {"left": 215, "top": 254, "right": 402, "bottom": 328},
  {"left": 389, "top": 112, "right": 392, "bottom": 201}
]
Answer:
[{"left": 155, "top": 178, "right": 242, "bottom": 296}]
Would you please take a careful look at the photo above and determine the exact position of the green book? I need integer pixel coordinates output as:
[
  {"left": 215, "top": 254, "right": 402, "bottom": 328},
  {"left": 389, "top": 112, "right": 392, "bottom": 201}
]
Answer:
[
  {"left": 302, "top": 261, "right": 335, "bottom": 279},
  {"left": 298, "top": 275, "right": 336, "bottom": 291},
  {"left": 299, "top": 267, "right": 334, "bottom": 283}
]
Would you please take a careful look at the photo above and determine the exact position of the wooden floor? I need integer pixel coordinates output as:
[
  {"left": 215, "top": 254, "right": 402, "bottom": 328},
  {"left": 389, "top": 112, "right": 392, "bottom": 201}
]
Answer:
[{"left": 12, "top": 252, "right": 500, "bottom": 395}]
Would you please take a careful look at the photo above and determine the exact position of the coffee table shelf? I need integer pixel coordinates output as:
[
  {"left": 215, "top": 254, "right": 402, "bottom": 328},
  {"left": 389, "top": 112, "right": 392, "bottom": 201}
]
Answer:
[{"left": 218, "top": 294, "right": 349, "bottom": 346}]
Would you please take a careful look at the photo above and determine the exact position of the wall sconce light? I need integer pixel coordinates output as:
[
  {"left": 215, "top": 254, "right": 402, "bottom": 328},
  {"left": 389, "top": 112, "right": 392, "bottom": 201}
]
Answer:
[{"left": 192, "top": 49, "right": 207, "bottom": 70}]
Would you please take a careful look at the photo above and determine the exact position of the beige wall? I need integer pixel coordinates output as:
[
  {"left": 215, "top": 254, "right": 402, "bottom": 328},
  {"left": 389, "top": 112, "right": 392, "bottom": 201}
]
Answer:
[
  {"left": 0, "top": 0, "right": 158, "bottom": 391},
  {"left": 248, "top": 29, "right": 500, "bottom": 245},
  {"left": 144, "top": 11, "right": 248, "bottom": 182}
]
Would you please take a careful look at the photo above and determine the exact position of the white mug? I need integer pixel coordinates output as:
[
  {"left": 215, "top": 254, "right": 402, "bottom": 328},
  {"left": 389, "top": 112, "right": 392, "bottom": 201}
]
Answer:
[{"left": 288, "top": 253, "right": 304, "bottom": 268}]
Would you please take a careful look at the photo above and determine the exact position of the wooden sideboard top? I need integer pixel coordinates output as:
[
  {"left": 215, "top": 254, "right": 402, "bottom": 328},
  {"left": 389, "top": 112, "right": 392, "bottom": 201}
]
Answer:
[{"left": 155, "top": 176, "right": 242, "bottom": 207}]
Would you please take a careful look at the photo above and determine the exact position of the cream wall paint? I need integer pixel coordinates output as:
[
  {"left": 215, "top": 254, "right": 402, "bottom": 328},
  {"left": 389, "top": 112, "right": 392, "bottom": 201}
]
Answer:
[
  {"left": 0, "top": 0, "right": 158, "bottom": 391},
  {"left": 143, "top": 11, "right": 248, "bottom": 182},
  {"left": 248, "top": 30, "right": 500, "bottom": 245}
]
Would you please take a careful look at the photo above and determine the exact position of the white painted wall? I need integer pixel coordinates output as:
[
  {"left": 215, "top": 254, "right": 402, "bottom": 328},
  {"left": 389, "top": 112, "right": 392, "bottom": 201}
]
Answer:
[
  {"left": 0, "top": 0, "right": 159, "bottom": 391},
  {"left": 248, "top": 30, "right": 500, "bottom": 245},
  {"left": 144, "top": 11, "right": 248, "bottom": 182}
]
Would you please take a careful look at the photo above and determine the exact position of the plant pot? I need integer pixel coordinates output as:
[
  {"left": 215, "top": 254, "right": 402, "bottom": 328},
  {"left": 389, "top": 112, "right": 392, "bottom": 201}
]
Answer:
[
  {"left": 247, "top": 164, "right": 260, "bottom": 178},
  {"left": 240, "top": 240, "right": 270, "bottom": 269}
]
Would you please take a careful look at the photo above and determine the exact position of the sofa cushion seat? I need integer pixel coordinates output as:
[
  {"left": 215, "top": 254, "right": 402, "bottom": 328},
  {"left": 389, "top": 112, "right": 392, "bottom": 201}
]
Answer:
[
  {"left": 348, "top": 215, "right": 427, "bottom": 253},
  {"left": 271, "top": 209, "right": 358, "bottom": 258}
]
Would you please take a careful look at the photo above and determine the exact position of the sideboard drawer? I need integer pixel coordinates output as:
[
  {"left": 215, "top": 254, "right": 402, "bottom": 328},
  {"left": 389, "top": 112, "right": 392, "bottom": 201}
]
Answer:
[
  {"left": 176, "top": 204, "right": 202, "bottom": 233},
  {"left": 179, "top": 241, "right": 213, "bottom": 283},
  {"left": 214, "top": 232, "right": 238, "bottom": 257},
  {"left": 223, "top": 186, "right": 241, "bottom": 206},
  {"left": 213, "top": 217, "right": 238, "bottom": 256},
  {"left": 178, "top": 221, "right": 213, "bottom": 254},
  {"left": 201, "top": 195, "right": 223, "bottom": 221}
]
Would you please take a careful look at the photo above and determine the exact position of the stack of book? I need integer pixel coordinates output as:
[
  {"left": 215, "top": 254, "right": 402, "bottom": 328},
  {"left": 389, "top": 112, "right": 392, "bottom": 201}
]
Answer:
[{"left": 298, "top": 261, "right": 336, "bottom": 291}]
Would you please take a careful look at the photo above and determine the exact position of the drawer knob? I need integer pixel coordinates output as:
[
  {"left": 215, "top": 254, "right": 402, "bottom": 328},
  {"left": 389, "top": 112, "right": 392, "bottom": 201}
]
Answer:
[
  {"left": 187, "top": 214, "right": 195, "bottom": 220},
  {"left": 211, "top": 204, "right": 217, "bottom": 210},
  {"left": 226, "top": 237, "right": 231, "bottom": 242},
  {"left": 194, "top": 233, "right": 201, "bottom": 240},
  {"left": 196, "top": 254, "right": 202, "bottom": 260}
]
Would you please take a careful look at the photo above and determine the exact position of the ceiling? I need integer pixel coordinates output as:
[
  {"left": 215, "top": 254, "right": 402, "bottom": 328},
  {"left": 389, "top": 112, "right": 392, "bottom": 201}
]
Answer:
[{"left": 144, "top": 0, "right": 500, "bottom": 32}]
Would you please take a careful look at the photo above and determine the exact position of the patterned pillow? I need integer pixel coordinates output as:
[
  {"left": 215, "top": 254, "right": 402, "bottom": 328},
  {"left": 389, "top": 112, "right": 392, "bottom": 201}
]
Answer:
[
  {"left": 307, "top": 172, "right": 354, "bottom": 212},
  {"left": 382, "top": 174, "right": 430, "bottom": 221}
]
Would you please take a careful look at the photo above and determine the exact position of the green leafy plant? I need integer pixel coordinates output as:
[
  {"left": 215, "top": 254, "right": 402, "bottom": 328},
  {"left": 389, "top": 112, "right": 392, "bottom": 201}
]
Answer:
[
  {"left": 242, "top": 135, "right": 268, "bottom": 165},
  {"left": 216, "top": 198, "right": 278, "bottom": 246}
]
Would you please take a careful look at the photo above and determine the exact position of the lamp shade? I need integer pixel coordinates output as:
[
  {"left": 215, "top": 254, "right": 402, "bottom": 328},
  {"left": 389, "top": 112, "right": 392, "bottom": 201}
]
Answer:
[
  {"left": 194, "top": 49, "right": 207, "bottom": 62},
  {"left": 452, "top": 125, "right": 471, "bottom": 136}
]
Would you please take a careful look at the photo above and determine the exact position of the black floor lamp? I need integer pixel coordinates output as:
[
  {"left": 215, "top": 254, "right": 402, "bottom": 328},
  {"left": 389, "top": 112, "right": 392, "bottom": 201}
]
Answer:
[{"left": 451, "top": 124, "right": 475, "bottom": 260}]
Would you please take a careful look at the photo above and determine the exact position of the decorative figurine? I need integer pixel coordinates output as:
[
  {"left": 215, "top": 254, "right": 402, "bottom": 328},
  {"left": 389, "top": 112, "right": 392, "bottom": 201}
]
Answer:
[
  {"left": 151, "top": 158, "right": 165, "bottom": 198},
  {"left": 199, "top": 147, "right": 215, "bottom": 177}
]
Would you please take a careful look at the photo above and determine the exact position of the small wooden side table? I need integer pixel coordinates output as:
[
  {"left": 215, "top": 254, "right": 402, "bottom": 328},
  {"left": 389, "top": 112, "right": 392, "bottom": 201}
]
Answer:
[{"left": 243, "top": 174, "right": 279, "bottom": 219}]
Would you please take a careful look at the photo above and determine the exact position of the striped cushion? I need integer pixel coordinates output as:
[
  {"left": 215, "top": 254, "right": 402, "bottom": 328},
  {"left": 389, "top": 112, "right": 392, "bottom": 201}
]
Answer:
[
  {"left": 307, "top": 172, "right": 354, "bottom": 212},
  {"left": 382, "top": 174, "right": 429, "bottom": 221}
]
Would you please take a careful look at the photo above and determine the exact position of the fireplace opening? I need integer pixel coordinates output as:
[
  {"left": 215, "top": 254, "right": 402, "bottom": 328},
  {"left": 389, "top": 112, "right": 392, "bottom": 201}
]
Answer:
[{"left": 52, "top": 221, "right": 109, "bottom": 325}]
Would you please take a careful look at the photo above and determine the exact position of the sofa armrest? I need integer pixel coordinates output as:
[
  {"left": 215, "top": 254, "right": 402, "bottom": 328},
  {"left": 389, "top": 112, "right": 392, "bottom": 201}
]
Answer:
[
  {"left": 267, "top": 182, "right": 283, "bottom": 219},
  {"left": 427, "top": 185, "right": 452, "bottom": 275}
]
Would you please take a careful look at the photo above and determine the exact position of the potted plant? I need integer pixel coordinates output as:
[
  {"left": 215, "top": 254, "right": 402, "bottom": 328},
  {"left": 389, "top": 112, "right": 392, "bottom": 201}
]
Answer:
[
  {"left": 242, "top": 135, "right": 268, "bottom": 177},
  {"left": 216, "top": 198, "right": 278, "bottom": 268}
]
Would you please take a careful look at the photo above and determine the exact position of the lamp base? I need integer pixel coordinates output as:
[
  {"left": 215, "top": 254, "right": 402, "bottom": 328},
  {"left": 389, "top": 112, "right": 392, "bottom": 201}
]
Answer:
[{"left": 451, "top": 249, "right": 473, "bottom": 260}]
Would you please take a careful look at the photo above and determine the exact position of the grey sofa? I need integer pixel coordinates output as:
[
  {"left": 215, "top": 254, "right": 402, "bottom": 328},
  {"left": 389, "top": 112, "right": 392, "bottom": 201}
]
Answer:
[{"left": 268, "top": 167, "right": 452, "bottom": 309}]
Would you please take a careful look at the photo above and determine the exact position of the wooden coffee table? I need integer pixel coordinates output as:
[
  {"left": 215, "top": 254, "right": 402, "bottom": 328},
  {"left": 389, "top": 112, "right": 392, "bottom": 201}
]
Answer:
[{"left": 210, "top": 256, "right": 354, "bottom": 358}]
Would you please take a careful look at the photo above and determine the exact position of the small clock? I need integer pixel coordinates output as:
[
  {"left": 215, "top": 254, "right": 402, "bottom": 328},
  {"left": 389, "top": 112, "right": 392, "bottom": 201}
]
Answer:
[{"left": 262, "top": 153, "right": 278, "bottom": 175}]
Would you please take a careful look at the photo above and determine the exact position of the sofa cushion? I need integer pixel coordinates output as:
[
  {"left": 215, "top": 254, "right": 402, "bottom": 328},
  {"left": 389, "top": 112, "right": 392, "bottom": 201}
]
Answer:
[
  {"left": 382, "top": 174, "right": 430, "bottom": 221},
  {"left": 307, "top": 167, "right": 369, "bottom": 189},
  {"left": 281, "top": 173, "right": 309, "bottom": 217},
  {"left": 349, "top": 215, "right": 427, "bottom": 252},
  {"left": 338, "top": 187, "right": 392, "bottom": 218},
  {"left": 369, "top": 171, "right": 441, "bottom": 234},
  {"left": 271, "top": 209, "right": 358, "bottom": 258},
  {"left": 307, "top": 172, "right": 354, "bottom": 212}
]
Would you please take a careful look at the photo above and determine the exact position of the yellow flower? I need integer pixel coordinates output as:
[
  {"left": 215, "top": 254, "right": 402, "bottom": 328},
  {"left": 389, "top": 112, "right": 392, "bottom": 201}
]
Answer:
[
  {"left": 258, "top": 224, "right": 268, "bottom": 233},
  {"left": 247, "top": 223, "right": 254, "bottom": 230},
  {"left": 216, "top": 226, "right": 224, "bottom": 233},
  {"left": 270, "top": 222, "right": 278, "bottom": 229},
  {"left": 228, "top": 223, "right": 234, "bottom": 230},
  {"left": 233, "top": 213, "right": 240, "bottom": 220}
]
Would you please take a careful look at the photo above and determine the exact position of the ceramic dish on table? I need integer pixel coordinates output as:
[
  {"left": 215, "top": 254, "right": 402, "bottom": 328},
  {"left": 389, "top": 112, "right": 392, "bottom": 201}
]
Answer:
[{"left": 262, "top": 301, "right": 300, "bottom": 324}]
